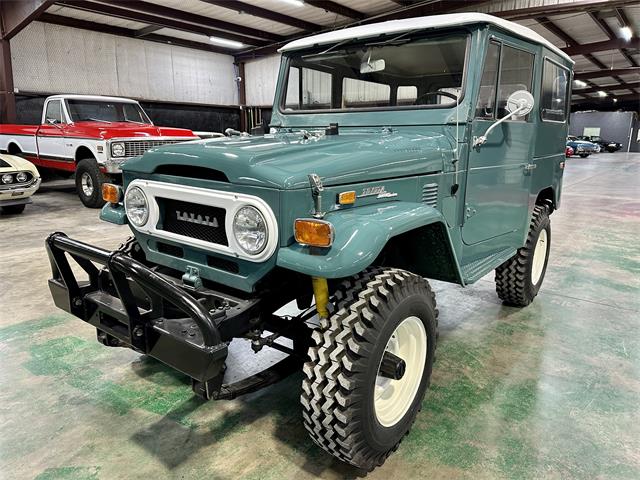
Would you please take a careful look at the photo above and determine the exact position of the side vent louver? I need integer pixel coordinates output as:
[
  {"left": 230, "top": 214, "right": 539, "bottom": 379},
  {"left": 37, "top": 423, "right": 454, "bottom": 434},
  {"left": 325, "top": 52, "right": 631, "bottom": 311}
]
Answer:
[{"left": 421, "top": 183, "right": 438, "bottom": 207}]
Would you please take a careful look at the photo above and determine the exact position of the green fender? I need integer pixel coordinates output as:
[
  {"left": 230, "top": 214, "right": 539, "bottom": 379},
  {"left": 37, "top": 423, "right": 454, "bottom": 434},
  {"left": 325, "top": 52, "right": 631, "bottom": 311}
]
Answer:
[{"left": 276, "top": 201, "right": 462, "bottom": 280}]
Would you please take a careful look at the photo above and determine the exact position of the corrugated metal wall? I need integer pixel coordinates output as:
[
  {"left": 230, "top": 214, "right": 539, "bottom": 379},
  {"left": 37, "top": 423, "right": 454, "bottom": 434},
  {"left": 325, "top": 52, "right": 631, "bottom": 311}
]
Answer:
[
  {"left": 244, "top": 55, "right": 281, "bottom": 107},
  {"left": 10, "top": 22, "right": 239, "bottom": 106}
]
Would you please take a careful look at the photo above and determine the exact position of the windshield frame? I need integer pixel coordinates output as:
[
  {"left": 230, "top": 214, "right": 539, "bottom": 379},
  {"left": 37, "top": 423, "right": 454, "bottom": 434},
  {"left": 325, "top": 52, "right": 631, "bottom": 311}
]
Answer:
[
  {"left": 277, "top": 29, "right": 471, "bottom": 115},
  {"left": 64, "top": 99, "right": 153, "bottom": 125}
]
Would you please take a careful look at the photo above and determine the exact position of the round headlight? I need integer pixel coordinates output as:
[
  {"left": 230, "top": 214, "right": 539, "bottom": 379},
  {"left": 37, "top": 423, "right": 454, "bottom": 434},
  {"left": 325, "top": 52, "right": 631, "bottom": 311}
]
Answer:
[
  {"left": 16, "top": 172, "right": 28, "bottom": 183},
  {"left": 125, "top": 186, "right": 149, "bottom": 227},
  {"left": 2, "top": 173, "right": 13, "bottom": 184},
  {"left": 233, "top": 206, "right": 267, "bottom": 255},
  {"left": 111, "top": 142, "right": 125, "bottom": 157}
]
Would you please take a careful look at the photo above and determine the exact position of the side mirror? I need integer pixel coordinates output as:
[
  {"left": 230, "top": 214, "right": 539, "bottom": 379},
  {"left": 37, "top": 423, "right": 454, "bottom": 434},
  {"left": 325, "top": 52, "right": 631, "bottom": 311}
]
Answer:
[
  {"left": 506, "top": 90, "right": 534, "bottom": 116},
  {"left": 473, "top": 90, "right": 535, "bottom": 147}
]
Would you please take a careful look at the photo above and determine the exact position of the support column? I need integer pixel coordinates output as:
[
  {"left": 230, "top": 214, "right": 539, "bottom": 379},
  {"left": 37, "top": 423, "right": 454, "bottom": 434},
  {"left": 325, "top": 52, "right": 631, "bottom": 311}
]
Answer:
[
  {"left": 237, "top": 61, "right": 247, "bottom": 132},
  {"left": 0, "top": 39, "right": 16, "bottom": 124}
]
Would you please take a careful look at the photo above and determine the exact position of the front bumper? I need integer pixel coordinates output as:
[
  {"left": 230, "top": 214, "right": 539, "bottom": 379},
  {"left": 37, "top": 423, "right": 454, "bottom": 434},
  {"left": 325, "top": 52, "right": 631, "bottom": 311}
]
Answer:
[
  {"left": 45, "top": 233, "right": 261, "bottom": 384},
  {"left": 0, "top": 178, "right": 41, "bottom": 202}
]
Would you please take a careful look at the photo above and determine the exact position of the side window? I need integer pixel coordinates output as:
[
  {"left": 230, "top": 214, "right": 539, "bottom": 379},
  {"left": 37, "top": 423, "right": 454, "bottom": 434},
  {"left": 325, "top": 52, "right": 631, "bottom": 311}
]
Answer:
[
  {"left": 44, "top": 100, "right": 63, "bottom": 124},
  {"left": 397, "top": 86, "right": 418, "bottom": 106},
  {"left": 497, "top": 45, "right": 534, "bottom": 120},
  {"left": 541, "top": 59, "right": 569, "bottom": 122},
  {"left": 475, "top": 42, "right": 500, "bottom": 118}
]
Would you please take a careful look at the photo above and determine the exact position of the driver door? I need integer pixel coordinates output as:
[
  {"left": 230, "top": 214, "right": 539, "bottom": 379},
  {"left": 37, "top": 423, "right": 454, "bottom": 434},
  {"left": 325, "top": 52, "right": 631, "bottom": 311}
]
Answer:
[
  {"left": 37, "top": 99, "right": 69, "bottom": 162},
  {"left": 462, "top": 40, "right": 536, "bottom": 245}
]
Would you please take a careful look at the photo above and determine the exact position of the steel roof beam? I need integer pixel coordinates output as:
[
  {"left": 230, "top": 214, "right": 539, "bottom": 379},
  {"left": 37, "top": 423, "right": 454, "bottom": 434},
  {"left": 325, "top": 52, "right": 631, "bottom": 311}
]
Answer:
[
  {"left": 39, "top": 12, "right": 235, "bottom": 54},
  {"left": 200, "top": 0, "right": 321, "bottom": 32},
  {"left": 0, "top": 0, "right": 54, "bottom": 39},
  {"left": 305, "top": 1, "right": 365, "bottom": 20},
  {"left": 562, "top": 37, "right": 640, "bottom": 56},
  {"left": 56, "top": 0, "right": 268, "bottom": 46}
]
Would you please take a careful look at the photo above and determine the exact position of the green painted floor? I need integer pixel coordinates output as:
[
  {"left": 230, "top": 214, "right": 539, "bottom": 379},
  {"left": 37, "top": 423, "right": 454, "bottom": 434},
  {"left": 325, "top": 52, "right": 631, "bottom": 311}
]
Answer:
[{"left": 1, "top": 153, "right": 638, "bottom": 479}]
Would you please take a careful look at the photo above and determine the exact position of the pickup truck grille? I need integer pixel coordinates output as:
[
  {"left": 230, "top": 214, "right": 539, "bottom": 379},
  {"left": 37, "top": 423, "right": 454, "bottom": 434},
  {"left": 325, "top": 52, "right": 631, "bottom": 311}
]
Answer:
[
  {"left": 124, "top": 139, "right": 184, "bottom": 157},
  {"left": 158, "top": 198, "right": 228, "bottom": 246}
]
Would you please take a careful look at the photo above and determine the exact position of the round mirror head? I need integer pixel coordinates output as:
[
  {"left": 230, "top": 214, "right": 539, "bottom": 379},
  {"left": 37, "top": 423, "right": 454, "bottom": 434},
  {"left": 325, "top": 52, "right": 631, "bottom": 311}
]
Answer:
[{"left": 506, "top": 90, "right": 535, "bottom": 116}]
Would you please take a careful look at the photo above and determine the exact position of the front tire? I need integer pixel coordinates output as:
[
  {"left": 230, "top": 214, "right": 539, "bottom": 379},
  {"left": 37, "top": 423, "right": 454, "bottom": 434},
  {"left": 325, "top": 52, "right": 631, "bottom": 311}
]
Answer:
[
  {"left": 579, "top": 153, "right": 589, "bottom": 158},
  {"left": 495, "top": 204, "right": 551, "bottom": 306},
  {"left": 301, "top": 268, "right": 438, "bottom": 471},
  {"left": 1, "top": 204, "right": 26, "bottom": 214},
  {"left": 75, "top": 159, "right": 108, "bottom": 208}
]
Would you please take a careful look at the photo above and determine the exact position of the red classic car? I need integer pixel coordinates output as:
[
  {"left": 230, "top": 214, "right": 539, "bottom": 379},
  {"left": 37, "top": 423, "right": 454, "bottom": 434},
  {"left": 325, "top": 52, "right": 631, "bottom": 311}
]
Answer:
[{"left": 0, "top": 95, "right": 198, "bottom": 207}]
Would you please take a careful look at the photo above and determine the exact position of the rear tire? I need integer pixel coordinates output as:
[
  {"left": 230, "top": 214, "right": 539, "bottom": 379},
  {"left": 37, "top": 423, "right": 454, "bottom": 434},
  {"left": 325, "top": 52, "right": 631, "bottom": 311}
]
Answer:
[
  {"left": 1, "top": 204, "right": 26, "bottom": 214},
  {"left": 495, "top": 204, "right": 551, "bottom": 306},
  {"left": 75, "top": 158, "right": 107, "bottom": 208},
  {"left": 301, "top": 268, "right": 438, "bottom": 471}
]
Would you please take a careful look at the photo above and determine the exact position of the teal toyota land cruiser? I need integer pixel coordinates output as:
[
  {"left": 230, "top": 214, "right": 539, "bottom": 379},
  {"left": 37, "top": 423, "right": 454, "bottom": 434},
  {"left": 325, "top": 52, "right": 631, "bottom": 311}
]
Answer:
[{"left": 46, "top": 13, "right": 572, "bottom": 471}]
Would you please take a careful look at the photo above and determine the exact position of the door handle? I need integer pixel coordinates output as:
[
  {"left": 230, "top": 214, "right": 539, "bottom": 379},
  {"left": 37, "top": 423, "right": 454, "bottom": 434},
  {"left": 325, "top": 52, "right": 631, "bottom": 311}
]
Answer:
[{"left": 523, "top": 163, "right": 537, "bottom": 175}]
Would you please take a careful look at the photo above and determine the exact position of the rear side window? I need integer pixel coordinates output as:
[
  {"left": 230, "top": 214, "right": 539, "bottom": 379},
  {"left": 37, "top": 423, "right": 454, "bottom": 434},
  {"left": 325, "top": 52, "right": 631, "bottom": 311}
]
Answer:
[
  {"left": 541, "top": 59, "right": 570, "bottom": 122},
  {"left": 44, "top": 100, "right": 63, "bottom": 124}
]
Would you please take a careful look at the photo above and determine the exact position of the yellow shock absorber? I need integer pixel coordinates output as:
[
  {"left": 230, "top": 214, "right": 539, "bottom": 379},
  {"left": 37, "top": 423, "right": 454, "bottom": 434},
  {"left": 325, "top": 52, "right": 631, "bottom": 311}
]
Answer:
[{"left": 311, "top": 276, "right": 329, "bottom": 319}]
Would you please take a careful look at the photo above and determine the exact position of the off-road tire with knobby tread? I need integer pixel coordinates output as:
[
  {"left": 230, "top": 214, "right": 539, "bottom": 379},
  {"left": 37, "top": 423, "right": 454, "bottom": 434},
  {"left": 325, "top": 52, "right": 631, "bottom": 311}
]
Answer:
[
  {"left": 75, "top": 158, "right": 108, "bottom": 208},
  {"left": 495, "top": 204, "right": 551, "bottom": 307},
  {"left": 301, "top": 267, "right": 438, "bottom": 471}
]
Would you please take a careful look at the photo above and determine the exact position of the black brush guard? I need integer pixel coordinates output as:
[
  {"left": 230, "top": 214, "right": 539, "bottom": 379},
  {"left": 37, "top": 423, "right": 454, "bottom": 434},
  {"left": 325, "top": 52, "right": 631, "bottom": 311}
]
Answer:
[{"left": 46, "top": 233, "right": 237, "bottom": 391}]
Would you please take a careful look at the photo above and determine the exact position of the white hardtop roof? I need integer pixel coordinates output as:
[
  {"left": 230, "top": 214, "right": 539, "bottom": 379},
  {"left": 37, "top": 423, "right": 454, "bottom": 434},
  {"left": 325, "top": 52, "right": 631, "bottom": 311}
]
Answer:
[
  {"left": 47, "top": 94, "right": 139, "bottom": 103},
  {"left": 279, "top": 13, "right": 573, "bottom": 64}
]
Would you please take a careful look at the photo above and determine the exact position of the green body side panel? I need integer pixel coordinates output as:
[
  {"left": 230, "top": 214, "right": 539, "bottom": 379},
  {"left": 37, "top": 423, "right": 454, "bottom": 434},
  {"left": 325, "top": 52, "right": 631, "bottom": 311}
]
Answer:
[{"left": 277, "top": 202, "right": 461, "bottom": 280}]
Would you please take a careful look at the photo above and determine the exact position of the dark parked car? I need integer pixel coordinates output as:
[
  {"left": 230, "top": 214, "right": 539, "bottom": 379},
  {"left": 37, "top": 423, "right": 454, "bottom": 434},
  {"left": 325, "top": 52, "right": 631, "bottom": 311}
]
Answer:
[
  {"left": 566, "top": 137, "right": 597, "bottom": 157},
  {"left": 577, "top": 135, "right": 622, "bottom": 152}
]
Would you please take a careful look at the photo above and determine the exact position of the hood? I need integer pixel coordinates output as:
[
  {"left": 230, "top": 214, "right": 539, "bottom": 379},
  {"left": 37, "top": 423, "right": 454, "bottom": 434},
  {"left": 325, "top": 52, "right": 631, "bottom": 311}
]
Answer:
[
  {"left": 67, "top": 122, "right": 196, "bottom": 140},
  {"left": 123, "top": 129, "right": 453, "bottom": 189},
  {"left": 0, "top": 153, "right": 39, "bottom": 174}
]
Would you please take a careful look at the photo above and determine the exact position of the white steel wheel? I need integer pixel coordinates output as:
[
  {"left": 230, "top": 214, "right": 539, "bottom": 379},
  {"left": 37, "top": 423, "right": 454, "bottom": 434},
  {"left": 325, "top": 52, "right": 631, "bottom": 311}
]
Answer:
[
  {"left": 531, "top": 229, "right": 548, "bottom": 285},
  {"left": 375, "top": 315, "right": 428, "bottom": 427},
  {"left": 81, "top": 172, "right": 94, "bottom": 196}
]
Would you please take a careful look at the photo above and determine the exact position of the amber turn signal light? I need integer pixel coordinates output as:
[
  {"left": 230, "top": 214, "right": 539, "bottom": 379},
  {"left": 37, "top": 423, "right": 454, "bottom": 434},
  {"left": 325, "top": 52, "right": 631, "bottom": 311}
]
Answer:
[
  {"left": 294, "top": 219, "right": 334, "bottom": 248},
  {"left": 102, "top": 183, "right": 122, "bottom": 204},
  {"left": 337, "top": 190, "right": 356, "bottom": 205}
]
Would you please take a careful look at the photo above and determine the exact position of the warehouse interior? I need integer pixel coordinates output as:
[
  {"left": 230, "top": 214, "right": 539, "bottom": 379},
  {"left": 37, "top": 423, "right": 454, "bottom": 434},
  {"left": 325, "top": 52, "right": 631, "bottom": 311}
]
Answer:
[{"left": 1, "top": 0, "right": 639, "bottom": 478}]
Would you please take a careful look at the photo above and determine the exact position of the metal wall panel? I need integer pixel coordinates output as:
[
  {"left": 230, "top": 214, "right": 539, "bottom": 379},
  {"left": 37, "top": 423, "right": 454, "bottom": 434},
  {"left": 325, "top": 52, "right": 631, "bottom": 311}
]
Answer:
[
  {"left": 10, "top": 22, "right": 238, "bottom": 105},
  {"left": 244, "top": 55, "right": 281, "bottom": 106}
]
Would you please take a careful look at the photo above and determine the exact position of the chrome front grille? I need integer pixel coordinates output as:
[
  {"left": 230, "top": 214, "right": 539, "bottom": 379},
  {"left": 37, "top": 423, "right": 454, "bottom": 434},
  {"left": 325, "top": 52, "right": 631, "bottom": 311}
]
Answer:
[
  {"left": 123, "top": 139, "right": 184, "bottom": 157},
  {"left": 421, "top": 183, "right": 438, "bottom": 207}
]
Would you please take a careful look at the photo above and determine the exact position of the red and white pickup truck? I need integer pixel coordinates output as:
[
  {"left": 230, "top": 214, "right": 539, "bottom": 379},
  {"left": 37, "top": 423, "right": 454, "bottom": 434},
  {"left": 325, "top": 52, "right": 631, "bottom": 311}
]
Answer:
[{"left": 0, "top": 95, "right": 198, "bottom": 207}]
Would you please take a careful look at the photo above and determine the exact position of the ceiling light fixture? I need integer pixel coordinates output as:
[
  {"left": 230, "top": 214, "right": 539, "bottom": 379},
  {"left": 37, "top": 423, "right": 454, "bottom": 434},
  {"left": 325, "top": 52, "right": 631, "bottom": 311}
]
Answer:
[
  {"left": 620, "top": 26, "right": 633, "bottom": 41},
  {"left": 597, "top": 91, "right": 607, "bottom": 97},
  {"left": 209, "top": 36, "right": 244, "bottom": 49},
  {"left": 278, "top": 0, "right": 305, "bottom": 7},
  {"left": 613, "top": 98, "right": 618, "bottom": 102},
  {"left": 574, "top": 80, "right": 587, "bottom": 87}
]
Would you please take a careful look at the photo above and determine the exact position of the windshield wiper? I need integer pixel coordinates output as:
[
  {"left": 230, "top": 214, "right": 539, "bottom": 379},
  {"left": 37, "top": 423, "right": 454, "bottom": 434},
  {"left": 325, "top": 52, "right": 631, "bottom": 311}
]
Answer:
[{"left": 85, "top": 118, "right": 111, "bottom": 123}]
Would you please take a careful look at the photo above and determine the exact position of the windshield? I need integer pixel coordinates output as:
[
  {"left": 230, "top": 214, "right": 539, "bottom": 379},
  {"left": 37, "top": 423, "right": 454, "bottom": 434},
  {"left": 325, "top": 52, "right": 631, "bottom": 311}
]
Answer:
[
  {"left": 65, "top": 100, "right": 151, "bottom": 124},
  {"left": 281, "top": 33, "right": 468, "bottom": 113}
]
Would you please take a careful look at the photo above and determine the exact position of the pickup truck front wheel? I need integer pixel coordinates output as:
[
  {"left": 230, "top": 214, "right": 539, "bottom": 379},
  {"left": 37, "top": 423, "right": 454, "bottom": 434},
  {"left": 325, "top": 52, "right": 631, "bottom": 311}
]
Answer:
[
  {"left": 495, "top": 204, "right": 551, "bottom": 306},
  {"left": 301, "top": 268, "right": 438, "bottom": 471},
  {"left": 75, "top": 159, "right": 107, "bottom": 208}
]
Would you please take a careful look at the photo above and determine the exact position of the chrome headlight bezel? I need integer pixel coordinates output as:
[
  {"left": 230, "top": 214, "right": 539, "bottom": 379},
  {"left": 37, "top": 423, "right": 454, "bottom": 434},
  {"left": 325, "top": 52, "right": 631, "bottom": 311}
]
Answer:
[
  {"left": 2, "top": 173, "right": 14, "bottom": 184},
  {"left": 111, "top": 142, "right": 126, "bottom": 158},
  {"left": 16, "top": 172, "right": 28, "bottom": 183},
  {"left": 124, "top": 186, "right": 149, "bottom": 227},
  {"left": 232, "top": 205, "right": 268, "bottom": 255}
]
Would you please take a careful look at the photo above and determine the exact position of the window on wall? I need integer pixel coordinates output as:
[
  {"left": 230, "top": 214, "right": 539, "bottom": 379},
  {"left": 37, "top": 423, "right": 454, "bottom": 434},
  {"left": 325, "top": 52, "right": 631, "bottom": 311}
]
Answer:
[{"left": 541, "top": 59, "right": 570, "bottom": 122}]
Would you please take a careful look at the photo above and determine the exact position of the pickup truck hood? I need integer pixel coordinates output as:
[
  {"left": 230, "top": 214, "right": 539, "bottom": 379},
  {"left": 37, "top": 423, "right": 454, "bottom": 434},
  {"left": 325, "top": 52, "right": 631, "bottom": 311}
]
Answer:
[
  {"left": 124, "top": 129, "right": 453, "bottom": 189},
  {"left": 66, "top": 122, "right": 196, "bottom": 140}
]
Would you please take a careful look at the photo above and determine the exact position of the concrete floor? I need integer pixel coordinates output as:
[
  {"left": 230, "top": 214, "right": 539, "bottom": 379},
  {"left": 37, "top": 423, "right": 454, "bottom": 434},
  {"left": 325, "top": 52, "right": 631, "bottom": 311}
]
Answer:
[{"left": 1, "top": 153, "right": 638, "bottom": 479}]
